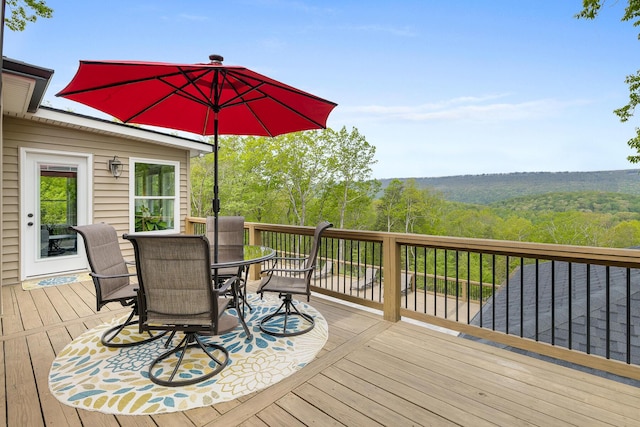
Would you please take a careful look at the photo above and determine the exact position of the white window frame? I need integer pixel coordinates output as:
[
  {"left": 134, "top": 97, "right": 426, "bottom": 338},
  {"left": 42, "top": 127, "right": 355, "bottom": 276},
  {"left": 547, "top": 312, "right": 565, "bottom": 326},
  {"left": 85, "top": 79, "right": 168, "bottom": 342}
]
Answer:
[{"left": 129, "top": 157, "right": 180, "bottom": 234}]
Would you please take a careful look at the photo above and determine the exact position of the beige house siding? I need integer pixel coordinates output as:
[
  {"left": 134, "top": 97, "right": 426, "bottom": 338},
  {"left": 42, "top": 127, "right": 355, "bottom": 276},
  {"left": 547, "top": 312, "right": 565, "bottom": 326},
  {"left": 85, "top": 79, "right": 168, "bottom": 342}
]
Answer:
[{"left": 2, "top": 115, "right": 192, "bottom": 285}]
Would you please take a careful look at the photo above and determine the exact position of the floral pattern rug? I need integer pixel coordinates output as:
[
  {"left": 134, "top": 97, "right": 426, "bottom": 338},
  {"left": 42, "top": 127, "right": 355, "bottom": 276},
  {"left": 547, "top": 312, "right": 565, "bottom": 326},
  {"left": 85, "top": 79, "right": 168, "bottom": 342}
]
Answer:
[
  {"left": 22, "top": 272, "right": 92, "bottom": 290},
  {"left": 48, "top": 294, "right": 328, "bottom": 415}
]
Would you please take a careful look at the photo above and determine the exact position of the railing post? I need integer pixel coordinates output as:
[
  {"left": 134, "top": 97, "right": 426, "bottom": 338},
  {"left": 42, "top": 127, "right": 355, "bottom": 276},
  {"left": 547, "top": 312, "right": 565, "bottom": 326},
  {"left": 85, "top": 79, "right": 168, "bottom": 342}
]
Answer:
[
  {"left": 247, "top": 223, "right": 263, "bottom": 280},
  {"left": 185, "top": 217, "right": 195, "bottom": 235},
  {"left": 382, "top": 235, "right": 401, "bottom": 322}
]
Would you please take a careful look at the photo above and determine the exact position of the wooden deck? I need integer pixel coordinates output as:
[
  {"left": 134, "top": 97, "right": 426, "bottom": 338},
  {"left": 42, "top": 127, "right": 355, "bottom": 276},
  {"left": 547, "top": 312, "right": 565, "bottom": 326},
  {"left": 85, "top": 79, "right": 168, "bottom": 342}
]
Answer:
[{"left": 2, "top": 279, "right": 640, "bottom": 426}]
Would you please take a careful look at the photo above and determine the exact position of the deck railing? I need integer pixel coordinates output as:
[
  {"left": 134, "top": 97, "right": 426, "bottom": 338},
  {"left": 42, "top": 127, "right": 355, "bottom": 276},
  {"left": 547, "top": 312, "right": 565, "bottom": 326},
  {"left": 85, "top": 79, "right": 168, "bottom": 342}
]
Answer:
[{"left": 186, "top": 217, "right": 640, "bottom": 381}]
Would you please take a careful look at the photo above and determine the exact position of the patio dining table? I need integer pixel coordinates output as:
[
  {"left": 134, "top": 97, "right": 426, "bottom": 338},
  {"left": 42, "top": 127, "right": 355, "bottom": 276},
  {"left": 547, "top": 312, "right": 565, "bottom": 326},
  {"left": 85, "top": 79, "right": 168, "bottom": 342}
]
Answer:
[{"left": 213, "top": 245, "right": 276, "bottom": 340}]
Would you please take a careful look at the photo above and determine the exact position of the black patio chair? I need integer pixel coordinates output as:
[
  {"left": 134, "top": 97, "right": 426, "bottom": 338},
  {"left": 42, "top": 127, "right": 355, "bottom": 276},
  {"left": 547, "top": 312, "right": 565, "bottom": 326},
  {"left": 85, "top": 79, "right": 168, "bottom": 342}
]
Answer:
[
  {"left": 73, "top": 223, "right": 165, "bottom": 348},
  {"left": 124, "top": 234, "right": 233, "bottom": 387},
  {"left": 257, "top": 220, "right": 333, "bottom": 337}
]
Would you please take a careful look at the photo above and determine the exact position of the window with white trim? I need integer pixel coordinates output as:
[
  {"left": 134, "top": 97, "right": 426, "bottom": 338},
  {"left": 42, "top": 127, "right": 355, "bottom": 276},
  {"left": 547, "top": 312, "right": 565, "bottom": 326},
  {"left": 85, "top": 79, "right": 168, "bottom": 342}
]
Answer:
[{"left": 130, "top": 158, "right": 180, "bottom": 233}]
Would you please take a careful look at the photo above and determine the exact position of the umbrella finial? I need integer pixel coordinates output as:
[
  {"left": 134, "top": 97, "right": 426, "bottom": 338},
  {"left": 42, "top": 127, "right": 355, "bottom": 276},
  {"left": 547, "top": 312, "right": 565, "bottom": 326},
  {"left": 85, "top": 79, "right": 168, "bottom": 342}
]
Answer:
[{"left": 209, "top": 54, "right": 224, "bottom": 64}]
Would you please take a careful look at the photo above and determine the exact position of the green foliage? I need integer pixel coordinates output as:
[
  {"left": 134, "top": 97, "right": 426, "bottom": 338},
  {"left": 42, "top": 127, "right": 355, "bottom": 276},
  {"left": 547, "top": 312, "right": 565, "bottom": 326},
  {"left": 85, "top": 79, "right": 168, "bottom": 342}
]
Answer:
[
  {"left": 373, "top": 176, "right": 640, "bottom": 248},
  {"left": 376, "top": 179, "right": 405, "bottom": 232},
  {"left": 190, "top": 127, "right": 379, "bottom": 228},
  {"left": 135, "top": 205, "right": 168, "bottom": 231},
  {"left": 40, "top": 175, "right": 75, "bottom": 227},
  {"left": 576, "top": 1, "right": 640, "bottom": 163},
  {"left": 321, "top": 127, "right": 379, "bottom": 229},
  {"left": 381, "top": 170, "right": 640, "bottom": 204},
  {"left": 190, "top": 127, "right": 640, "bottom": 250},
  {"left": 5, "top": 0, "right": 53, "bottom": 31},
  {"left": 490, "top": 191, "right": 640, "bottom": 215}
]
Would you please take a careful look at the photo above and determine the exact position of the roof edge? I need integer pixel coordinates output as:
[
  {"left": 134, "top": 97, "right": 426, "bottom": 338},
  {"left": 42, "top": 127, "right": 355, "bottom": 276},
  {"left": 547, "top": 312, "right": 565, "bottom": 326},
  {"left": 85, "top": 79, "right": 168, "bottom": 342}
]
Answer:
[
  {"left": 2, "top": 56, "right": 54, "bottom": 112},
  {"left": 22, "top": 106, "right": 214, "bottom": 156}
]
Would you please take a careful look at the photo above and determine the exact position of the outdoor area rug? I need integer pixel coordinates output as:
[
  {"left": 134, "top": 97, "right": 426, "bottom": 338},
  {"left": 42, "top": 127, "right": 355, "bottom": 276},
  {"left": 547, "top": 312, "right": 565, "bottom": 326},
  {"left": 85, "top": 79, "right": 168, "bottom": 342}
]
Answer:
[
  {"left": 48, "top": 293, "right": 328, "bottom": 415},
  {"left": 22, "top": 272, "right": 92, "bottom": 291}
]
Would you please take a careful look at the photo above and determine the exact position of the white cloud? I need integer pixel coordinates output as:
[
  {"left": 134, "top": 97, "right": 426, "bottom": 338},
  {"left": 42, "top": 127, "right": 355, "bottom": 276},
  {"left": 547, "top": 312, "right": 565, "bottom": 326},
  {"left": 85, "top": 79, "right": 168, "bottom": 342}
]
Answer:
[{"left": 337, "top": 96, "right": 592, "bottom": 123}]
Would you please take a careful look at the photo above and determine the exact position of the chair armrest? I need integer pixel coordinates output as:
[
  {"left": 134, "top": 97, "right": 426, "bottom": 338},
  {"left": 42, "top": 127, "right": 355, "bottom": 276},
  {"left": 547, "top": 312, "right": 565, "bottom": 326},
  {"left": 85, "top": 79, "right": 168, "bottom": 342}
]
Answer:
[
  {"left": 90, "top": 272, "right": 137, "bottom": 279},
  {"left": 261, "top": 265, "right": 314, "bottom": 275},
  {"left": 214, "top": 276, "right": 236, "bottom": 295},
  {"left": 272, "top": 256, "right": 308, "bottom": 262},
  {"left": 262, "top": 256, "right": 309, "bottom": 272}
]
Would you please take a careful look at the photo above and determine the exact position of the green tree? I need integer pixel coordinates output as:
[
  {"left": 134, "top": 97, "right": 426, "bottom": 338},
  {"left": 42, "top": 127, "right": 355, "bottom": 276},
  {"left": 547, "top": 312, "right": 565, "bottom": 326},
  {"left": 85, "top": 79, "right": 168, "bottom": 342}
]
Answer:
[
  {"left": 323, "top": 126, "right": 378, "bottom": 229},
  {"left": 609, "top": 220, "right": 640, "bottom": 247},
  {"left": 495, "top": 215, "right": 534, "bottom": 242},
  {"left": 576, "top": 1, "right": 640, "bottom": 163},
  {"left": 376, "top": 179, "right": 405, "bottom": 232},
  {"left": 40, "top": 175, "right": 72, "bottom": 226},
  {"left": 530, "top": 211, "right": 611, "bottom": 246},
  {"left": 190, "top": 153, "right": 215, "bottom": 217},
  {"left": 442, "top": 206, "right": 502, "bottom": 239},
  {"left": 231, "top": 135, "right": 286, "bottom": 223},
  {"left": 267, "top": 131, "right": 331, "bottom": 226},
  {"left": 5, "top": 0, "right": 52, "bottom": 31},
  {"left": 399, "top": 179, "right": 430, "bottom": 234},
  {"left": 190, "top": 135, "right": 287, "bottom": 222}
]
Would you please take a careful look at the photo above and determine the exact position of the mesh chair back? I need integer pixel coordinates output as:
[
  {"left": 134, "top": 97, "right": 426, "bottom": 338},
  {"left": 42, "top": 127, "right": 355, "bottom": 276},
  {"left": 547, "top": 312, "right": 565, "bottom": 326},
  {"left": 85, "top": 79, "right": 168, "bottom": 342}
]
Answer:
[
  {"left": 206, "top": 216, "right": 245, "bottom": 274},
  {"left": 126, "top": 234, "right": 219, "bottom": 329},
  {"left": 206, "top": 216, "right": 244, "bottom": 246},
  {"left": 73, "top": 223, "right": 130, "bottom": 302},
  {"left": 304, "top": 221, "right": 333, "bottom": 283}
]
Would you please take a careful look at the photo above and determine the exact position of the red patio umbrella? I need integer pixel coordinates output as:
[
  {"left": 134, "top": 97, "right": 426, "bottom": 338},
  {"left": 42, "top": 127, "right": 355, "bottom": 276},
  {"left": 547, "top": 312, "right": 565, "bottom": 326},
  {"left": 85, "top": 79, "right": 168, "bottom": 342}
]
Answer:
[{"left": 56, "top": 55, "right": 337, "bottom": 262}]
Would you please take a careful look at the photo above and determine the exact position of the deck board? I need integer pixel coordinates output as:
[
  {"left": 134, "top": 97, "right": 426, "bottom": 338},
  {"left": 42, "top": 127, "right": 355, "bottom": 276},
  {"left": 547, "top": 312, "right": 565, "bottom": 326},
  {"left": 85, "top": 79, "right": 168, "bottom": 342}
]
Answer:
[
  {"left": 253, "top": 404, "right": 303, "bottom": 426},
  {"left": 151, "top": 410, "right": 197, "bottom": 427},
  {"left": 304, "top": 373, "right": 421, "bottom": 426},
  {"left": 275, "top": 392, "right": 344, "bottom": 426},
  {"left": 27, "top": 331, "right": 82, "bottom": 427},
  {"left": 363, "top": 336, "right": 592, "bottom": 426},
  {"left": 384, "top": 325, "right": 640, "bottom": 422},
  {"left": 5, "top": 337, "right": 43, "bottom": 427},
  {"left": 2, "top": 286, "right": 24, "bottom": 335},
  {"left": 42, "top": 286, "right": 81, "bottom": 322},
  {"left": 30, "top": 289, "right": 63, "bottom": 326},
  {"left": 320, "top": 363, "right": 457, "bottom": 426},
  {"left": 0, "top": 341, "right": 6, "bottom": 427},
  {"left": 2, "top": 280, "right": 640, "bottom": 426}
]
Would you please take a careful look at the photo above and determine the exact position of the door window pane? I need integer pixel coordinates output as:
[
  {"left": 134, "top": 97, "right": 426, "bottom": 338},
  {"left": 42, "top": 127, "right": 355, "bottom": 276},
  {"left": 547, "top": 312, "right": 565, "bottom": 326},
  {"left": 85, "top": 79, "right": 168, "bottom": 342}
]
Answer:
[{"left": 39, "top": 164, "right": 78, "bottom": 258}]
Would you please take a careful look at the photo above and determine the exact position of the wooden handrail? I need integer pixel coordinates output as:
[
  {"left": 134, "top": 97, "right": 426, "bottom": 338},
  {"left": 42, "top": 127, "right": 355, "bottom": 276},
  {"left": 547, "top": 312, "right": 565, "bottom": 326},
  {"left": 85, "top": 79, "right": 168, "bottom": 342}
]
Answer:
[{"left": 185, "top": 217, "right": 640, "bottom": 381}]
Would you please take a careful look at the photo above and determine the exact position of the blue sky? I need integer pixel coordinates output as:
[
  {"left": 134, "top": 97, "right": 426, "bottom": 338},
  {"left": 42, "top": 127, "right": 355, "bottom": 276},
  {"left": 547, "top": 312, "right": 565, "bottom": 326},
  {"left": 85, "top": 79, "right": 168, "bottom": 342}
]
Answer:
[{"left": 5, "top": 1, "right": 640, "bottom": 179}]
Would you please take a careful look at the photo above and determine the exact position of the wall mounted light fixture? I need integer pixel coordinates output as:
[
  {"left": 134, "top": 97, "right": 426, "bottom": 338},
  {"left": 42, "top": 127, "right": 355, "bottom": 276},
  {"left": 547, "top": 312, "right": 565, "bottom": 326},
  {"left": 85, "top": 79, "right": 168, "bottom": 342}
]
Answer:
[{"left": 108, "top": 156, "right": 123, "bottom": 178}]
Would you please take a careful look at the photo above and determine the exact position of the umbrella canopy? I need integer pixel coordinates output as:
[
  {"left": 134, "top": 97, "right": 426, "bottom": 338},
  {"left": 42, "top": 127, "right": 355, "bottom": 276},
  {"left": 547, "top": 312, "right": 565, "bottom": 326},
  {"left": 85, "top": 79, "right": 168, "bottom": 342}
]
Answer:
[
  {"left": 56, "top": 55, "right": 337, "bottom": 262},
  {"left": 56, "top": 55, "right": 337, "bottom": 137}
]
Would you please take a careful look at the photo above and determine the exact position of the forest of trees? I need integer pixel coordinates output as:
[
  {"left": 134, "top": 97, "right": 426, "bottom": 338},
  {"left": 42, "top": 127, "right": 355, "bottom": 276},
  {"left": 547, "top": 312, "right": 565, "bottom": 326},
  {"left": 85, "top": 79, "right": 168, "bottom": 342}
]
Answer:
[
  {"left": 191, "top": 126, "right": 379, "bottom": 230},
  {"left": 382, "top": 170, "right": 640, "bottom": 204},
  {"left": 190, "top": 128, "right": 640, "bottom": 249}
]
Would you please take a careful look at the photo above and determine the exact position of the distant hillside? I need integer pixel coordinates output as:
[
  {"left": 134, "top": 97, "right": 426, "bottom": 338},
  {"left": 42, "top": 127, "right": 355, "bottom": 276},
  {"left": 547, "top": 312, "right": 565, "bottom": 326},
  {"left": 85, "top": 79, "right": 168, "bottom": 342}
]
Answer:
[
  {"left": 490, "top": 191, "right": 640, "bottom": 216},
  {"left": 380, "top": 170, "right": 640, "bottom": 205}
]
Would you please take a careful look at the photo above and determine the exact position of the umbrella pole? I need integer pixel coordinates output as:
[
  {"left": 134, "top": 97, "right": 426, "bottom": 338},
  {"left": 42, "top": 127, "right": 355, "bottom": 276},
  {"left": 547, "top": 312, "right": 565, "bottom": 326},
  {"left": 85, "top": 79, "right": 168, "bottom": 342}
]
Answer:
[
  {"left": 213, "top": 115, "right": 220, "bottom": 258},
  {"left": 213, "top": 114, "right": 220, "bottom": 286}
]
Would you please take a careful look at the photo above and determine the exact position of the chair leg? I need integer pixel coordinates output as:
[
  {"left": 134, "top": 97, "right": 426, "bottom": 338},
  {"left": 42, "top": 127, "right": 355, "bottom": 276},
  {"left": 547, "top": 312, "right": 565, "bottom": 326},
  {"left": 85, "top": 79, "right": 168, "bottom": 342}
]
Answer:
[
  {"left": 231, "top": 278, "right": 253, "bottom": 341},
  {"left": 148, "top": 333, "right": 229, "bottom": 387},
  {"left": 101, "top": 309, "right": 166, "bottom": 348},
  {"left": 236, "top": 278, "right": 253, "bottom": 315},
  {"left": 163, "top": 331, "right": 178, "bottom": 348},
  {"left": 259, "top": 293, "right": 315, "bottom": 337},
  {"left": 240, "top": 267, "right": 253, "bottom": 313}
]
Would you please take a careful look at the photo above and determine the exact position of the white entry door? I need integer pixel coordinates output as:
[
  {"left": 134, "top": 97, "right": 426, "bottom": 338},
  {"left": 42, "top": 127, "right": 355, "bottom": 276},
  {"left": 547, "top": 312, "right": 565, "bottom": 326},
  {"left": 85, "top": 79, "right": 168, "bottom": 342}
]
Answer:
[{"left": 21, "top": 149, "right": 91, "bottom": 279}]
